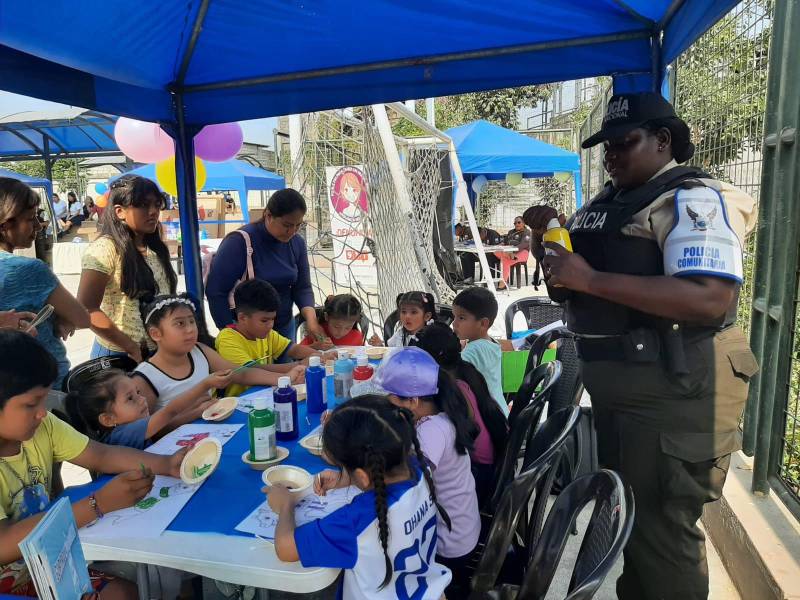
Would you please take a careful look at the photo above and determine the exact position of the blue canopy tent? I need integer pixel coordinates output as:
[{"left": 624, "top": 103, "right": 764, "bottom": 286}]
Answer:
[
  {"left": 109, "top": 159, "right": 286, "bottom": 223},
  {"left": 0, "top": 0, "right": 739, "bottom": 300},
  {"left": 0, "top": 109, "right": 121, "bottom": 181},
  {"left": 0, "top": 167, "right": 53, "bottom": 200},
  {"left": 447, "top": 119, "right": 583, "bottom": 208}
]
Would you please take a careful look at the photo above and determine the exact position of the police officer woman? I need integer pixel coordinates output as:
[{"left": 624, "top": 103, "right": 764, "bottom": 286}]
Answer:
[{"left": 541, "top": 93, "right": 758, "bottom": 600}]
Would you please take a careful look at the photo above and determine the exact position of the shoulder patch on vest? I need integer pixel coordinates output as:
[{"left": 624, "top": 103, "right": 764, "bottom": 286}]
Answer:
[{"left": 664, "top": 186, "right": 743, "bottom": 282}]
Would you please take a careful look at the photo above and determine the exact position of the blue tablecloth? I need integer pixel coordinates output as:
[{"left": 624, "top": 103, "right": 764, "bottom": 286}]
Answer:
[{"left": 63, "top": 388, "right": 328, "bottom": 538}]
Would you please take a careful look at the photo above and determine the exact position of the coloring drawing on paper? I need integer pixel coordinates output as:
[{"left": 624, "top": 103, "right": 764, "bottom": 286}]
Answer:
[
  {"left": 235, "top": 486, "right": 362, "bottom": 540},
  {"left": 146, "top": 423, "right": 243, "bottom": 456},
  {"left": 80, "top": 476, "right": 198, "bottom": 539}
]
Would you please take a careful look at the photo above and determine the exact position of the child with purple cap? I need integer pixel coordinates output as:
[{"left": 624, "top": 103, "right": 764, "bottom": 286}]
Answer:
[{"left": 375, "top": 346, "right": 481, "bottom": 598}]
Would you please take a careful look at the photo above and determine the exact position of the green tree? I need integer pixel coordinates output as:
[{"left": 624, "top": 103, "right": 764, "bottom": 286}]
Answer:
[
  {"left": 675, "top": 2, "right": 771, "bottom": 177},
  {"left": 392, "top": 85, "right": 553, "bottom": 136},
  {"left": 5, "top": 159, "right": 88, "bottom": 195}
]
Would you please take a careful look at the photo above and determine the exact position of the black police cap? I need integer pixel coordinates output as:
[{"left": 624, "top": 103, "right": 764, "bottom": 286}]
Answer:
[{"left": 581, "top": 92, "right": 679, "bottom": 149}]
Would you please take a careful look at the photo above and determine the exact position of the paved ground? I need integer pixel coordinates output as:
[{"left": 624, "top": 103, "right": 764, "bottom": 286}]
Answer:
[{"left": 56, "top": 270, "right": 741, "bottom": 598}]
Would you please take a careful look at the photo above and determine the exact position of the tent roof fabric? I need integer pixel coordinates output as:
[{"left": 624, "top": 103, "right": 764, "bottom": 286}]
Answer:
[
  {"left": 0, "top": 1, "right": 737, "bottom": 126},
  {"left": 447, "top": 120, "right": 579, "bottom": 179},
  {"left": 0, "top": 109, "right": 118, "bottom": 160},
  {"left": 0, "top": 167, "right": 53, "bottom": 198},
  {"left": 109, "top": 159, "right": 285, "bottom": 194}
]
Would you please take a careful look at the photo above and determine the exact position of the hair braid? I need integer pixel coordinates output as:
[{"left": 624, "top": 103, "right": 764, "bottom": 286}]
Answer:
[
  {"left": 400, "top": 410, "right": 453, "bottom": 532},
  {"left": 367, "top": 448, "right": 393, "bottom": 590}
]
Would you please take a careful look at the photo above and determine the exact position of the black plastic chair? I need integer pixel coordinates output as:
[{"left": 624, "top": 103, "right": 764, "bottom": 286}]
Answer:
[
  {"left": 524, "top": 326, "right": 583, "bottom": 415},
  {"left": 508, "top": 262, "right": 529, "bottom": 289},
  {"left": 295, "top": 308, "right": 370, "bottom": 344},
  {"left": 61, "top": 355, "right": 138, "bottom": 394},
  {"left": 382, "top": 303, "right": 454, "bottom": 341},
  {"left": 504, "top": 296, "right": 565, "bottom": 339},
  {"left": 489, "top": 361, "right": 562, "bottom": 509},
  {"left": 507, "top": 361, "right": 562, "bottom": 427},
  {"left": 468, "top": 407, "right": 583, "bottom": 598},
  {"left": 516, "top": 470, "right": 635, "bottom": 600}
]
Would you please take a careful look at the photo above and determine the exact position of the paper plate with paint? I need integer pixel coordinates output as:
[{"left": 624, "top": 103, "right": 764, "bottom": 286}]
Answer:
[
  {"left": 241, "top": 446, "right": 289, "bottom": 470},
  {"left": 366, "top": 346, "right": 388, "bottom": 360},
  {"left": 180, "top": 437, "right": 222, "bottom": 484},
  {"left": 202, "top": 397, "right": 238, "bottom": 422},
  {"left": 299, "top": 433, "right": 323, "bottom": 456},
  {"left": 262, "top": 465, "right": 313, "bottom": 498}
]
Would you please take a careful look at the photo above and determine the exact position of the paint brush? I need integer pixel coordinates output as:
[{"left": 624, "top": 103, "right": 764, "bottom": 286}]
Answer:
[
  {"left": 139, "top": 462, "right": 147, "bottom": 476},
  {"left": 231, "top": 354, "right": 270, "bottom": 375}
]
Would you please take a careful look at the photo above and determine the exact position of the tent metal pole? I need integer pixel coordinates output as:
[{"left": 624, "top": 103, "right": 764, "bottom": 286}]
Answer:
[
  {"left": 169, "top": 95, "right": 204, "bottom": 301},
  {"left": 174, "top": 0, "right": 211, "bottom": 87},
  {"left": 181, "top": 30, "right": 651, "bottom": 93},
  {"left": 42, "top": 137, "right": 57, "bottom": 245}
]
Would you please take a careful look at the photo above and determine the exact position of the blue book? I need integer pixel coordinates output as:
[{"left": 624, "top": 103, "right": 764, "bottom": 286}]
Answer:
[{"left": 18, "top": 497, "right": 91, "bottom": 600}]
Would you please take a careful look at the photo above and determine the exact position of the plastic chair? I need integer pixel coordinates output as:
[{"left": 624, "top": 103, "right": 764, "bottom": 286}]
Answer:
[
  {"left": 524, "top": 326, "right": 582, "bottom": 415},
  {"left": 509, "top": 262, "right": 529, "bottom": 289},
  {"left": 61, "top": 355, "right": 137, "bottom": 394},
  {"left": 516, "top": 470, "right": 635, "bottom": 600},
  {"left": 508, "top": 360, "right": 562, "bottom": 427},
  {"left": 503, "top": 297, "right": 564, "bottom": 339},
  {"left": 294, "top": 308, "right": 370, "bottom": 344},
  {"left": 489, "top": 362, "right": 562, "bottom": 509},
  {"left": 382, "top": 303, "right": 454, "bottom": 341},
  {"left": 468, "top": 407, "right": 583, "bottom": 598}
]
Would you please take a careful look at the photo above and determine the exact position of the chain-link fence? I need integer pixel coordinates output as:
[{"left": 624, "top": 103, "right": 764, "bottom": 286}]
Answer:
[{"left": 577, "top": 1, "right": 793, "bottom": 504}]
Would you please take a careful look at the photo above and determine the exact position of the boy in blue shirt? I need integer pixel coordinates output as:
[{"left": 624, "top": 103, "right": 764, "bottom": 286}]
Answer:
[{"left": 452, "top": 287, "right": 508, "bottom": 415}]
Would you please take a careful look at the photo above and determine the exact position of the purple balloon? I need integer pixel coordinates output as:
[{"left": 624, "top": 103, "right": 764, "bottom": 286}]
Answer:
[{"left": 194, "top": 123, "right": 244, "bottom": 162}]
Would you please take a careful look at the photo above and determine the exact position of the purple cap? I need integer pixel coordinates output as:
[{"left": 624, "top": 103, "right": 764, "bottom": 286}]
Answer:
[{"left": 374, "top": 347, "right": 439, "bottom": 397}]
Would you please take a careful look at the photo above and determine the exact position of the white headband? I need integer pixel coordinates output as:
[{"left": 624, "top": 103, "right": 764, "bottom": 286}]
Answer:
[{"left": 144, "top": 297, "right": 196, "bottom": 324}]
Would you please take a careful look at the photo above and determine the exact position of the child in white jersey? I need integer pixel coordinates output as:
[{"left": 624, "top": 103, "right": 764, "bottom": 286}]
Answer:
[
  {"left": 132, "top": 294, "right": 304, "bottom": 411},
  {"left": 264, "top": 396, "right": 451, "bottom": 600},
  {"left": 375, "top": 346, "right": 481, "bottom": 599}
]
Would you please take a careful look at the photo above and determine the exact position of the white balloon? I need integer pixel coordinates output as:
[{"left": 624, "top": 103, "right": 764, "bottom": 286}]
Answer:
[
  {"left": 472, "top": 175, "right": 488, "bottom": 194},
  {"left": 505, "top": 173, "right": 523, "bottom": 186}
]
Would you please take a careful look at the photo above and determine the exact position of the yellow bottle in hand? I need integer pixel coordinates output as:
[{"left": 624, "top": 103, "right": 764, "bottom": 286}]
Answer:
[{"left": 542, "top": 218, "right": 572, "bottom": 254}]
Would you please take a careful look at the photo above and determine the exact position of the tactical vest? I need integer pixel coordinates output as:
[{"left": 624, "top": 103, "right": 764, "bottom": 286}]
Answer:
[{"left": 565, "top": 166, "right": 737, "bottom": 336}]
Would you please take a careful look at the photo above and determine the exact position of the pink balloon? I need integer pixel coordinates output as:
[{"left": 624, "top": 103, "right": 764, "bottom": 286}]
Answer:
[
  {"left": 194, "top": 122, "right": 244, "bottom": 162},
  {"left": 114, "top": 117, "right": 174, "bottom": 163}
]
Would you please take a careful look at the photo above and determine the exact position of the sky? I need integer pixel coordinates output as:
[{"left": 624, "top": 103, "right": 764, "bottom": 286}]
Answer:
[{"left": 0, "top": 91, "right": 278, "bottom": 148}]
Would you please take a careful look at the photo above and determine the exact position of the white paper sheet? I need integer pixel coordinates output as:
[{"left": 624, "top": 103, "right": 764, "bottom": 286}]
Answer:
[
  {"left": 78, "top": 424, "right": 244, "bottom": 539},
  {"left": 80, "top": 475, "right": 199, "bottom": 539},
  {"left": 235, "top": 486, "right": 362, "bottom": 540},
  {"left": 145, "top": 423, "right": 243, "bottom": 455}
]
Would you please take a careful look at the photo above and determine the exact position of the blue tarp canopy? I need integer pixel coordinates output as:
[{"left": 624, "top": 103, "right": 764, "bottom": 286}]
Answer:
[
  {"left": 0, "top": 0, "right": 739, "bottom": 297},
  {"left": 110, "top": 159, "right": 285, "bottom": 221},
  {"left": 447, "top": 119, "right": 583, "bottom": 206},
  {"left": 448, "top": 120, "right": 580, "bottom": 179},
  {"left": 0, "top": 109, "right": 118, "bottom": 161},
  {"left": 0, "top": 167, "right": 53, "bottom": 200},
  {"left": 0, "top": 1, "right": 738, "bottom": 126}
]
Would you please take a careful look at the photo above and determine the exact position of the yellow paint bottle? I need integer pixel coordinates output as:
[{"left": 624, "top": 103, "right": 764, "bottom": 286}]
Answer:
[{"left": 542, "top": 218, "right": 572, "bottom": 253}]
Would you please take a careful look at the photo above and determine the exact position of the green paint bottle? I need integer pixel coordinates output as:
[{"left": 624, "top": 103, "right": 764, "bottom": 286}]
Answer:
[{"left": 248, "top": 394, "right": 276, "bottom": 462}]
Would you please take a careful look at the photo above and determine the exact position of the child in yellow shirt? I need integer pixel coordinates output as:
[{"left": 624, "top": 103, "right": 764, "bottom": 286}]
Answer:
[
  {"left": 216, "top": 279, "right": 319, "bottom": 396},
  {"left": 0, "top": 330, "right": 186, "bottom": 596}
]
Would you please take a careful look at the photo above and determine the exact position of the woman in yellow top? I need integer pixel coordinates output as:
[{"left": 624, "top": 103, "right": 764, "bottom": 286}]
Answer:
[{"left": 78, "top": 176, "right": 177, "bottom": 362}]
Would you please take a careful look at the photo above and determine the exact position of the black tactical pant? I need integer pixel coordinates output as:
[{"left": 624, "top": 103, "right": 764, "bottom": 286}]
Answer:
[{"left": 580, "top": 326, "right": 757, "bottom": 600}]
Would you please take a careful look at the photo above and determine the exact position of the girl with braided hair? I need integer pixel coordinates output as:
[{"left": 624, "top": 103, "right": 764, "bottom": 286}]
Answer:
[
  {"left": 375, "top": 347, "right": 481, "bottom": 598},
  {"left": 264, "top": 395, "right": 451, "bottom": 600}
]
